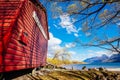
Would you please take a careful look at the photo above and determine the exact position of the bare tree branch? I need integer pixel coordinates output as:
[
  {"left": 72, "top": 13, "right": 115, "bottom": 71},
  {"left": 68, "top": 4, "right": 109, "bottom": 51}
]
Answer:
[
  {"left": 106, "top": 41, "right": 120, "bottom": 53},
  {"left": 45, "top": 0, "right": 120, "bottom": 53}
]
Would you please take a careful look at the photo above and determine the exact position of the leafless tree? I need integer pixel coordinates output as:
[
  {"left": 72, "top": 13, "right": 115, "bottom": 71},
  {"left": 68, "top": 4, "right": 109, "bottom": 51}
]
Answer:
[
  {"left": 52, "top": 48, "right": 71, "bottom": 61},
  {"left": 43, "top": 0, "right": 120, "bottom": 53}
]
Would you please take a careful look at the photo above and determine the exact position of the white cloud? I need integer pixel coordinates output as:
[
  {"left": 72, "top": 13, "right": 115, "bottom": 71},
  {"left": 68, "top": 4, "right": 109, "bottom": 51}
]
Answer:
[
  {"left": 68, "top": 51, "right": 80, "bottom": 61},
  {"left": 53, "top": 24, "right": 57, "bottom": 28},
  {"left": 116, "top": 22, "right": 120, "bottom": 27},
  {"left": 85, "top": 32, "right": 91, "bottom": 36},
  {"left": 117, "top": 23, "right": 120, "bottom": 25},
  {"left": 48, "top": 32, "right": 61, "bottom": 47},
  {"left": 71, "top": 18, "right": 76, "bottom": 23},
  {"left": 48, "top": 26, "right": 50, "bottom": 29},
  {"left": 73, "top": 50, "right": 114, "bottom": 61},
  {"left": 78, "top": 27, "right": 82, "bottom": 31},
  {"left": 69, "top": 51, "right": 76, "bottom": 55},
  {"left": 53, "top": 24, "right": 60, "bottom": 29},
  {"left": 65, "top": 42, "right": 76, "bottom": 48},
  {"left": 70, "top": 50, "right": 109, "bottom": 61},
  {"left": 59, "top": 13, "right": 78, "bottom": 34},
  {"left": 87, "top": 50, "right": 112, "bottom": 57},
  {"left": 74, "top": 33, "right": 79, "bottom": 37},
  {"left": 48, "top": 33, "right": 78, "bottom": 59},
  {"left": 48, "top": 32, "right": 62, "bottom": 56},
  {"left": 68, "top": 51, "right": 87, "bottom": 61}
]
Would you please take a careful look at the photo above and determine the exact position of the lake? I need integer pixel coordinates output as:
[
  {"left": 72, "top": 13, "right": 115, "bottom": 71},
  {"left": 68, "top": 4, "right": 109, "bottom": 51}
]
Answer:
[{"left": 63, "top": 62, "right": 120, "bottom": 70}]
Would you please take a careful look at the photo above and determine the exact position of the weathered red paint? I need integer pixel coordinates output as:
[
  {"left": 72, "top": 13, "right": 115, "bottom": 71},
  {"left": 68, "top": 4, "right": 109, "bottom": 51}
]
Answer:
[{"left": 0, "top": 0, "right": 49, "bottom": 72}]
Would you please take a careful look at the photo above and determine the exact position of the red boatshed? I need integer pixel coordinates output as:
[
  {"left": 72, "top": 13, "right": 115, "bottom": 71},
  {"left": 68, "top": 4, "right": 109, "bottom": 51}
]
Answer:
[{"left": 0, "top": 0, "right": 49, "bottom": 72}]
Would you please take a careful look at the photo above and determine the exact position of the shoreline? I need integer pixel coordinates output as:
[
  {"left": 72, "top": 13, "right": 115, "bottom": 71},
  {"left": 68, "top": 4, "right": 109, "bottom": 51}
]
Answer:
[
  {"left": 62, "top": 63, "right": 120, "bottom": 72},
  {"left": 13, "top": 68, "right": 120, "bottom": 80},
  {"left": 106, "top": 68, "right": 120, "bottom": 71}
]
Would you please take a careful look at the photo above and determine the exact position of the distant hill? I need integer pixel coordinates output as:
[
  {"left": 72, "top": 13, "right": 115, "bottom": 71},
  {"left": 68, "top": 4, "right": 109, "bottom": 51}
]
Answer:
[
  {"left": 83, "top": 54, "right": 109, "bottom": 64},
  {"left": 83, "top": 54, "right": 120, "bottom": 63},
  {"left": 106, "top": 54, "right": 120, "bottom": 62}
]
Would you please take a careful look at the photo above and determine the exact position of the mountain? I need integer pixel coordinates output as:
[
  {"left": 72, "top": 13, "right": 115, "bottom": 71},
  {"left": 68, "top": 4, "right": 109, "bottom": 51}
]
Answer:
[
  {"left": 83, "top": 54, "right": 109, "bottom": 64},
  {"left": 106, "top": 54, "right": 120, "bottom": 62},
  {"left": 83, "top": 54, "right": 120, "bottom": 63}
]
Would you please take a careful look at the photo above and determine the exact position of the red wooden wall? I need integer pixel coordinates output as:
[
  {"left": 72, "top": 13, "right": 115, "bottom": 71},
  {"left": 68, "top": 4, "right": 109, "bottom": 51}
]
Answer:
[{"left": 0, "top": 0, "right": 49, "bottom": 72}]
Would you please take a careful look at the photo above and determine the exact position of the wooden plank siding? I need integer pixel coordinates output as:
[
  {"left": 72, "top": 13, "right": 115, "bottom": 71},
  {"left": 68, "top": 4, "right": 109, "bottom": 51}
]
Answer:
[{"left": 0, "top": 0, "right": 49, "bottom": 72}]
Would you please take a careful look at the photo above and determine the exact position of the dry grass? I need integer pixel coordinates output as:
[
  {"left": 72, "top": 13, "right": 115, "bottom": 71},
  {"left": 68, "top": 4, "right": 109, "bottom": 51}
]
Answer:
[{"left": 13, "top": 69, "right": 120, "bottom": 80}]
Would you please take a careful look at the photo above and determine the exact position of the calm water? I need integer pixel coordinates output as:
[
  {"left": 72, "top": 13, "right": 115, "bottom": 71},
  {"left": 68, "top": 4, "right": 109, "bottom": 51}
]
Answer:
[{"left": 63, "top": 62, "right": 120, "bottom": 70}]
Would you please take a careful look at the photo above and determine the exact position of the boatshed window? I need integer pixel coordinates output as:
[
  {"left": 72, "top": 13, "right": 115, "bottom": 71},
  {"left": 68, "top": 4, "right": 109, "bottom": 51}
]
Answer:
[{"left": 18, "top": 30, "right": 28, "bottom": 46}]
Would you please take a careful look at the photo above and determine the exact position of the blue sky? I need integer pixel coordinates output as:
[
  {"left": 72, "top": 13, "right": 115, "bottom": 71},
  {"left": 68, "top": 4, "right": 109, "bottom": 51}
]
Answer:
[{"left": 40, "top": 0, "right": 120, "bottom": 61}]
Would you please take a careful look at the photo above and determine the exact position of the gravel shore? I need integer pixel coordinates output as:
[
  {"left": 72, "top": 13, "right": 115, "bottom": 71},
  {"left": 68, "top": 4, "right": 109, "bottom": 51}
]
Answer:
[
  {"left": 13, "top": 68, "right": 120, "bottom": 80},
  {"left": 106, "top": 68, "right": 120, "bottom": 71}
]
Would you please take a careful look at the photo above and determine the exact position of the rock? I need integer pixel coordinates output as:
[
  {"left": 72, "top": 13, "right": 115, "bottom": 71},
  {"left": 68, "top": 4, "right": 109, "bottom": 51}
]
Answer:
[
  {"left": 96, "top": 75, "right": 107, "bottom": 80},
  {"left": 82, "top": 66, "right": 87, "bottom": 70},
  {"left": 98, "top": 67, "right": 106, "bottom": 71}
]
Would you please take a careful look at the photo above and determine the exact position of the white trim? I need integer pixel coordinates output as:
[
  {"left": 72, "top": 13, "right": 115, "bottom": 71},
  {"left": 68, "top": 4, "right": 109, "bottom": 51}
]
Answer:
[{"left": 33, "top": 11, "right": 47, "bottom": 40}]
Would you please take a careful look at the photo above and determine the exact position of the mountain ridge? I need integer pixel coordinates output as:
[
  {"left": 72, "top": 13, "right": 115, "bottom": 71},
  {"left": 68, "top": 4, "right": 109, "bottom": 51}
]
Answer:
[{"left": 83, "top": 54, "right": 120, "bottom": 63}]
